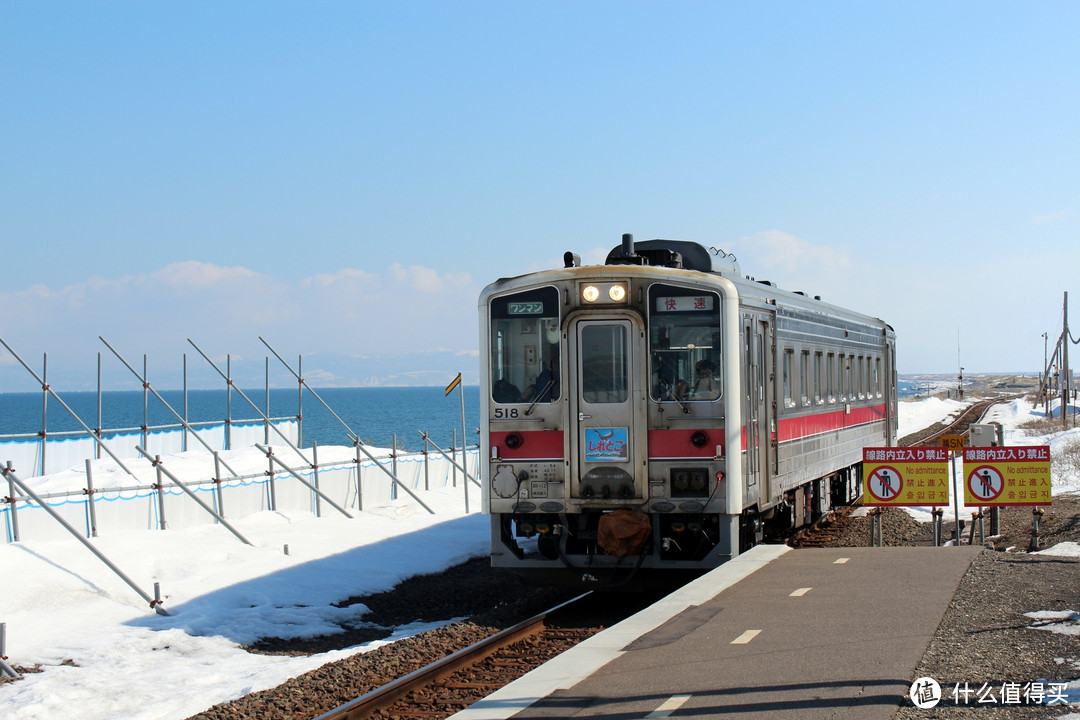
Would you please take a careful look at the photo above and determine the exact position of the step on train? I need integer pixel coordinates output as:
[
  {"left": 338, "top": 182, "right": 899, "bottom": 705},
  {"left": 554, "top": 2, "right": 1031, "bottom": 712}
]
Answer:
[{"left": 479, "top": 235, "right": 897, "bottom": 587}]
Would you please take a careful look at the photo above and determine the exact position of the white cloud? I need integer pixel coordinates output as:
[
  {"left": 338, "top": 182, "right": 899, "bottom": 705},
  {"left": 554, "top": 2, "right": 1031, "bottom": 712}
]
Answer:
[
  {"left": 1032, "top": 210, "right": 1066, "bottom": 225},
  {"left": 0, "top": 260, "right": 483, "bottom": 391},
  {"left": 731, "top": 230, "right": 851, "bottom": 277},
  {"left": 150, "top": 261, "right": 261, "bottom": 288},
  {"left": 303, "top": 268, "right": 380, "bottom": 288}
]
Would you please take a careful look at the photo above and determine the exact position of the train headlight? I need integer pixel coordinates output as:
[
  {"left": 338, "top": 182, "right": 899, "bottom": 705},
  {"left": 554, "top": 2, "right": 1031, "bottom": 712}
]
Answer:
[{"left": 580, "top": 282, "right": 628, "bottom": 304}]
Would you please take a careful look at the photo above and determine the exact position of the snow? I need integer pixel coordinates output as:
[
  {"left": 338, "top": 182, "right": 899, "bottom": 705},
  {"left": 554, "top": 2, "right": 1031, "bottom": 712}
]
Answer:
[{"left": 2, "top": 395, "right": 1079, "bottom": 718}]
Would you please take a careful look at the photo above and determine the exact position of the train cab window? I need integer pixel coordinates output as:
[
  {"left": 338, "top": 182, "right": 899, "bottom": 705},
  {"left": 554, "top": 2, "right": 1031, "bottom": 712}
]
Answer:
[
  {"left": 648, "top": 285, "right": 721, "bottom": 401},
  {"left": 489, "top": 287, "right": 561, "bottom": 404}
]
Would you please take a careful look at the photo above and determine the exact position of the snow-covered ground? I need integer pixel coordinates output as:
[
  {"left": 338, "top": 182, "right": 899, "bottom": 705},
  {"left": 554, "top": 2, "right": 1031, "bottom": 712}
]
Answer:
[{"left": 2, "top": 396, "right": 1078, "bottom": 719}]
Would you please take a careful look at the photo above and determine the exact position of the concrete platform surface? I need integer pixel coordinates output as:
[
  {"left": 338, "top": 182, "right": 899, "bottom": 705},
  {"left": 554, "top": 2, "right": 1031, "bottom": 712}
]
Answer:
[{"left": 451, "top": 544, "right": 984, "bottom": 719}]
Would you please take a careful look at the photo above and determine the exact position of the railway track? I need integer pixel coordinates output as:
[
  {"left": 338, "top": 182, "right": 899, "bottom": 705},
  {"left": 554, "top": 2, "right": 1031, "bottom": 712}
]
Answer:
[
  {"left": 313, "top": 592, "right": 625, "bottom": 720},
  {"left": 792, "top": 393, "right": 1024, "bottom": 549},
  {"left": 311, "top": 394, "right": 1028, "bottom": 719}
]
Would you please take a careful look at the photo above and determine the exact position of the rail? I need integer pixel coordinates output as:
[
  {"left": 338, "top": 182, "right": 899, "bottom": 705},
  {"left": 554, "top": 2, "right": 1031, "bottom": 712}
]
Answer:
[{"left": 313, "top": 593, "right": 592, "bottom": 720}]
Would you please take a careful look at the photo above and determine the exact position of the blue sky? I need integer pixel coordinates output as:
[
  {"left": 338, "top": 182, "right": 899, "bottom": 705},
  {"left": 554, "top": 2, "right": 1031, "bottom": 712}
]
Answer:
[{"left": 1, "top": 1, "right": 1077, "bottom": 391}]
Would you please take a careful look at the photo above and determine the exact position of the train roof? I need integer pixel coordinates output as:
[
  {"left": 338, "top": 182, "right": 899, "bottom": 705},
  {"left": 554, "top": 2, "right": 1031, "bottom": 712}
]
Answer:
[{"left": 487, "top": 235, "right": 893, "bottom": 333}]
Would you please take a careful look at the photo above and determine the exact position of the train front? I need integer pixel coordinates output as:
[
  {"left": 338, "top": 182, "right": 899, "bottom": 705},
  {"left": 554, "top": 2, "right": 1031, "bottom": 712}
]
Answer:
[{"left": 479, "top": 237, "right": 745, "bottom": 587}]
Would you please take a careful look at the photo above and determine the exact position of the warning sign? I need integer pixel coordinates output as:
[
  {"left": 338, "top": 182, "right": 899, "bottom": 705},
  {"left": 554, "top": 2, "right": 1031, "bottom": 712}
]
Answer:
[
  {"left": 962, "top": 446, "right": 1052, "bottom": 506},
  {"left": 863, "top": 447, "right": 949, "bottom": 506},
  {"left": 867, "top": 465, "right": 903, "bottom": 501}
]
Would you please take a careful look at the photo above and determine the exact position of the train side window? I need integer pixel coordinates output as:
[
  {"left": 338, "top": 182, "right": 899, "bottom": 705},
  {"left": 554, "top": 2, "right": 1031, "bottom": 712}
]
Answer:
[
  {"left": 874, "top": 357, "right": 882, "bottom": 397},
  {"left": 857, "top": 355, "right": 866, "bottom": 399},
  {"left": 826, "top": 353, "right": 836, "bottom": 403},
  {"left": 801, "top": 350, "right": 810, "bottom": 405},
  {"left": 489, "top": 287, "right": 561, "bottom": 404},
  {"left": 783, "top": 348, "right": 795, "bottom": 407},
  {"left": 813, "top": 352, "right": 823, "bottom": 404},
  {"left": 648, "top": 285, "right": 722, "bottom": 401}
]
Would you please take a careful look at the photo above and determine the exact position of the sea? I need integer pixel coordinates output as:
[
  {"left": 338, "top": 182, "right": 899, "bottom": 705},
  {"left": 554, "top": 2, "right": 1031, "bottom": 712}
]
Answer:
[{"left": 0, "top": 386, "right": 481, "bottom": 452}]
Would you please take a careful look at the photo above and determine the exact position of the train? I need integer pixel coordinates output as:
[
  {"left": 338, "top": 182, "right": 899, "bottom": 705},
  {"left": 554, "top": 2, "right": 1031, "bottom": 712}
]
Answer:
[{"left": 479, "top": 235, "right": 897, "bottom": 587}]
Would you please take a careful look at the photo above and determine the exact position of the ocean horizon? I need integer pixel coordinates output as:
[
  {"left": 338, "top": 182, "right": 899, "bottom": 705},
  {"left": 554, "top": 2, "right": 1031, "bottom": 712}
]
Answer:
[{"left": 0, "top": 386, "right": 481, "bottom": 452}]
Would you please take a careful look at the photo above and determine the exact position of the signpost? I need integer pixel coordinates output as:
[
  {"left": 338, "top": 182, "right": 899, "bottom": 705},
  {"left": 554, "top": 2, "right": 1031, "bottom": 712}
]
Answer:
[{"left": 863, "top": 447, "right": 949, "bottom": 545}]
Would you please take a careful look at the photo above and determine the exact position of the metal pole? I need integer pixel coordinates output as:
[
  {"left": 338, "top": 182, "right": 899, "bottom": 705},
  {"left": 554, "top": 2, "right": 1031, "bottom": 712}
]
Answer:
[
  {"left": 1, "top": 622, "right": 21, "bottom": 679},
  {"left": 1, "top": 464, "right": 170, "bottom": 615},
  {"left": 255, "top": 444, "right": 354, "bottom": 518},
  {"left": 134, "top": 447, "right": 253, "bottom": 546},
  {"left": 349, "top": 440, "right": 435, "bottom": 514},
  {"left": 312, "top": 441, "right": 322, "bottom": 517},
  {"left": 40, "top": 353, "right": 47, "bottom": 477},
  {"left": 423, "top": 434, "right": 430, "bottom": 491},
  {"left": 226, "top": 354, "right": 233, "bottom": 451},
  {"left": 142, "top": 355, "right": 149, "bottom": 451},
  {"left": 188, "top": 339, "right": 313, "bottom": 467},
  {"left": 267, "top": 445, "right": 277, "bottom": 512},
  {"left": 5, "top": 462, "right": 20, "bottom": 542},
  {"left": 97, "top": 353, "right": 103, "bottom": 460},
  {"left": 417, "top": 432, "right": 482, "bottom": 488},
  {"left": 98, "top": 338, "right": 242, "bottom": 478},
  {"left": 951, "top": 452, "right": 961, "bottom": 545},
  {"left": 265, "top": 357, "right": 271, "bottom": 446},
  {"left": 183, "top": 354, "right": 189, "bottom": 452},
  {"left": 391, "top": 434, "right": 398, "bottom": 501},
  {"left": 259, "top": 338, "right": 363, "bottom": 444},
  {"left": 458, "top": 379, "right": 469, "bottom": 513},
  {"left": 0, "top": 339, "right": 138, "bottom": 478},
  {"left": 84, "top": 459, "right": 98, "bottom": 538},
  {"left": 213, "top": 452, "right": 225, "bottom": 521},
  {"left": 354, "top": 443, "right": 364, "bottom": 511},
  {"left": 298, "top": 354, "right": 304, "bottom": 448},
  {"left": 451, "top": 428, "right": 457, "bottom": 488},
  {"left": 154, "top": 455, "right": 167, "bottom": 530}
]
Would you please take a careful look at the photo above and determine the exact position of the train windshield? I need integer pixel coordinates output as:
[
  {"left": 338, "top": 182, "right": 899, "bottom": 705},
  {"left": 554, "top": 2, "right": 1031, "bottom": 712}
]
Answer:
[
  {"left": 489, "top": 287, "right": 561, "bottom": 404},
  {"left": 648, "top": 284, "right": 722, "bottom": 401}
]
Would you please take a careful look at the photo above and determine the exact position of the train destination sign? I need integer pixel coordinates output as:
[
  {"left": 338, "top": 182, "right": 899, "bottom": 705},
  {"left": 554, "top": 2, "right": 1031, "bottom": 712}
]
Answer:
[
  {"left": 962, "top": 446, "right": 1051, "bottom": 506},
  {"left": 862, "top": 447, "right": 949, "bottom": 506}
]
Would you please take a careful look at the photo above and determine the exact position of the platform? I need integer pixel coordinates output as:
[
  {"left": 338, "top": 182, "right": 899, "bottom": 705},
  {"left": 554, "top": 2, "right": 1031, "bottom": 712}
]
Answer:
[{"left": 451, "top": 544, "right": 984, "bottom": 719}]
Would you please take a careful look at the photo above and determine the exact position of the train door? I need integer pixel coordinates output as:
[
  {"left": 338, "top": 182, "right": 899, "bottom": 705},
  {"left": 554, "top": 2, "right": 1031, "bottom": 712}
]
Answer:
[
  {"left": 569, "top": 316, "right": 646, "bottom": 500},
  {"left": 743, "top": 314, "right": 773, "bottom": 503}
]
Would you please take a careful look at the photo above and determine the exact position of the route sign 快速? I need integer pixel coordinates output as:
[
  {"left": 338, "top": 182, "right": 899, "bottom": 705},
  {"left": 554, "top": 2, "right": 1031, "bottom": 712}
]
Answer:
[
  {"left": 962, "top": 446, "right": 1051, "bottom": 506},
  {"left": 863, "top": 447, "right": 950, "bottom": 506}
]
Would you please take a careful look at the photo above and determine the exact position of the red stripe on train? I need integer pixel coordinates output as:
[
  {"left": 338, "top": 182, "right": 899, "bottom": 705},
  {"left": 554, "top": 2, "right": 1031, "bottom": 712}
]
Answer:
[
  {"left": 489, "top": 430, "right": 565, "bottom": 459},
  {"left": 777, "top": 404, "right": 888, "bottom": 442}
]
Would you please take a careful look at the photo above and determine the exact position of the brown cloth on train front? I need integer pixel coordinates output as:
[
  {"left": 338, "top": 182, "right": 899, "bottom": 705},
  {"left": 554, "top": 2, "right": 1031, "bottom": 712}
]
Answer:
[{"left": 597, "top": 509, "right": 652, "bottom": 558}]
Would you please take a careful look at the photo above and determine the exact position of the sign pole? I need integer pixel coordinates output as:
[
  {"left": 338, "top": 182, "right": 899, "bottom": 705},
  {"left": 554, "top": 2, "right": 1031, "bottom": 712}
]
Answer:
[
  {"left": 445, "top": 372, "right": 469, "bottom": 513},
  {"left": 951, "top": 452, "right": 961, "bottom": 545}
]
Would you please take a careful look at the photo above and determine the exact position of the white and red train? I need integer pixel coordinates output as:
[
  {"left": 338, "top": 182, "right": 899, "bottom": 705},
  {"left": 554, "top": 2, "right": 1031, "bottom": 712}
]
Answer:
[{"left": 479, "top": 235, "right": 897, "bottom": 586}]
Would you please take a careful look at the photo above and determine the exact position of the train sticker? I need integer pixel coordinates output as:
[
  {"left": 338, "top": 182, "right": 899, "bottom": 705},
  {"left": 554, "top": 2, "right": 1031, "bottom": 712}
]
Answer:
[{"left": 584, "top": 428, "right": 628, "bottom": 462}]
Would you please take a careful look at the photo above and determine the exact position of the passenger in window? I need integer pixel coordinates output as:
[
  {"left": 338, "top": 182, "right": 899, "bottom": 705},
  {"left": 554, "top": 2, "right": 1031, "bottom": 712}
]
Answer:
[
  {"left": 691, "top": 359, "right": 719, "bottom": 399},
  {"left": 493, "top": 378, "right": 523, "bottom": 403}
]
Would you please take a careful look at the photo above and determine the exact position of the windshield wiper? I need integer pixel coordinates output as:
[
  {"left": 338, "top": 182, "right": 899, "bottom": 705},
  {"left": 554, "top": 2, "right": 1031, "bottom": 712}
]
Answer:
[{"left": 524, "top": 379, "right": 556, "bottom": 416}]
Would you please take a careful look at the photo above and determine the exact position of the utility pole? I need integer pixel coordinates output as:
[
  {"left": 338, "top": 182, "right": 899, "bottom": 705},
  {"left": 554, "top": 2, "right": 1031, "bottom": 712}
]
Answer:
[
  {"left": 1042, "top": 331, "right": 1049, "bottom": 416},
  {"left": 1063, "top": 292, "right": 1071, "bottom": 429},
  {"left": 957, "top": 329, "right": 964, "bottom": 400}
]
